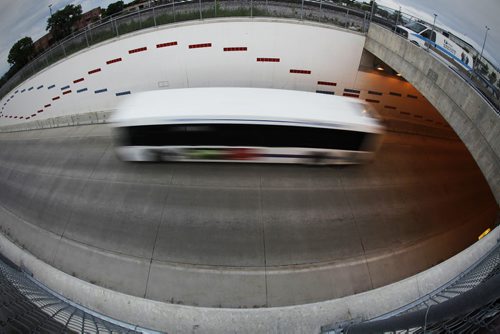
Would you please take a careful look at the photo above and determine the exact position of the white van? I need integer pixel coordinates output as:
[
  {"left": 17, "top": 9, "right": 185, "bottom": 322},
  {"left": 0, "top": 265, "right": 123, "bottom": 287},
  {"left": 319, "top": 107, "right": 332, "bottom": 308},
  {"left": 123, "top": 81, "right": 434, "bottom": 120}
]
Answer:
[{"left": 395, "top": 22, "right": 474, "bottom": 71}]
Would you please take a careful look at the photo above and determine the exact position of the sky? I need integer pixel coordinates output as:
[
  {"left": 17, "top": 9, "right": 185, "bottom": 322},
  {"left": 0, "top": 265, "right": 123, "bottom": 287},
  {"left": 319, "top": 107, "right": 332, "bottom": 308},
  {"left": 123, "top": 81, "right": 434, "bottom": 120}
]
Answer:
[{"left": 0, "top": 0, "right": 499, "bottom": 76}]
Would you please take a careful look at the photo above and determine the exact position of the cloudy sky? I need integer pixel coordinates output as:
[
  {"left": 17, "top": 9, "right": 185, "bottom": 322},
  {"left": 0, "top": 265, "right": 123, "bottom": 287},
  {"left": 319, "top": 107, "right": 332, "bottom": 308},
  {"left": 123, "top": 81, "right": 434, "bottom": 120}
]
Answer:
[{"left": 0, "top": 0, "right": 499, "bottom": 76}]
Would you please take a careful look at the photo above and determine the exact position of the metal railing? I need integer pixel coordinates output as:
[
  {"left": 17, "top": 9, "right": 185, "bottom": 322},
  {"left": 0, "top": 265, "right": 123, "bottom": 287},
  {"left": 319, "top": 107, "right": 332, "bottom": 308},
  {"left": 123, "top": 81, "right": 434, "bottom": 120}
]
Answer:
[
  {"left": 321, "top": 239, "right": 500, "bottom": 333},
  {"left": 0, "top": 253, "right": 162, "bottom": 333}
]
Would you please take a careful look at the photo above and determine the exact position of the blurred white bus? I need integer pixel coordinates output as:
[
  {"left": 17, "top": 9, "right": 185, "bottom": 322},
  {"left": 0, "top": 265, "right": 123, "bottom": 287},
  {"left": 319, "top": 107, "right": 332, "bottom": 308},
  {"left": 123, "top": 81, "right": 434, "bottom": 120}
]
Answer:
[{"left": 110, "top": 87, "right": 384, "bottom": 165}]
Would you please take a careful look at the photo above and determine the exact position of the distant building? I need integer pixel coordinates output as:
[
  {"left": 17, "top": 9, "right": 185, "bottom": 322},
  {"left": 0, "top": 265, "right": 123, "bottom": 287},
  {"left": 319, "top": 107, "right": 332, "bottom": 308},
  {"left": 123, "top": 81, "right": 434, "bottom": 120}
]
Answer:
[
  {"left": 33, "top": 32, "right": 53, "bottom": 55},
  {"left": 74, "top": 7, "right": 102, "bottom": 31},
  {"left": 124, "top": 1, "right": 149, "bottom": 13},
  {"left": 32, "top": 7, "right": 102, "bottom": 55},
  {"left": 124, "top": 0, "right": 165, "bottom": 13}
]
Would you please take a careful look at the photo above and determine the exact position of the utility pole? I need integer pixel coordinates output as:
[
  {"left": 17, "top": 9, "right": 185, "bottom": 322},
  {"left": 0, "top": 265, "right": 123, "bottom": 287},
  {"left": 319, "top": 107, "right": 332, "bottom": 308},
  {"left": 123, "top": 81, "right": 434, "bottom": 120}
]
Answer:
[
  {"left": 478, "top": 26, "right": 490, "bottom": 73},
  {"left": 428, "top": 13, "right": 437, "bottom": 51},
  {"left": 369, "top": 0, "right": 376, "bottom": 24},
  {"left": 393, "top": 6, "right": 401, "bottom": 32}
]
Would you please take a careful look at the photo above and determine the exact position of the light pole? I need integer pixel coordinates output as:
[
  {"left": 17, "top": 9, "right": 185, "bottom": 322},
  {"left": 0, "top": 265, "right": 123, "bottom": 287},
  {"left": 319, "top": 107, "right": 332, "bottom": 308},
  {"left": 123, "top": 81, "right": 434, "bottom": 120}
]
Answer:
[
  {"left": 428, "top": 13, "right": 437, "bottom": 50},
  {"left": 48, "top": 4, "right": 56, "bottom": 43},
  {"left": 369, "top": 0, "right": 376, "bottom": 24},
  {"left": 478, "top": 26, "right": 490, "bottom": 73}
]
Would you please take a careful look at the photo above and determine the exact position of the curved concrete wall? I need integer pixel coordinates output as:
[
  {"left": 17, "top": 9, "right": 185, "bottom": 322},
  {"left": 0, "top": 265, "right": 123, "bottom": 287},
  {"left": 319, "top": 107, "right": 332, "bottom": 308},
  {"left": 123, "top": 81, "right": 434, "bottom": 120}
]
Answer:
[
  {"left": 0, "top": 18, "right": 451, "bottom": 139},
  {"left": 0, "top": 19, "right": 365, "bottom": 124},
  {"left": 365, "top": 24, "right": 500, "bottom": 206},
  {"left": 1, "top": 219, "right": 498, "bottom": 333},
  {"left": 0, "top": 18, "right": 497, "bottom": 332}
]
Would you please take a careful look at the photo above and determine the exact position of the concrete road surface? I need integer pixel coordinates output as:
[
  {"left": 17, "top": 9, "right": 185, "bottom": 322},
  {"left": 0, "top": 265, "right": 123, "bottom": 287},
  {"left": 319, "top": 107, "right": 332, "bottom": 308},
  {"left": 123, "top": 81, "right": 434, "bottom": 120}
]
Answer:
[{"left": 0, "top": 124, "right": 496, "bottom": 307}]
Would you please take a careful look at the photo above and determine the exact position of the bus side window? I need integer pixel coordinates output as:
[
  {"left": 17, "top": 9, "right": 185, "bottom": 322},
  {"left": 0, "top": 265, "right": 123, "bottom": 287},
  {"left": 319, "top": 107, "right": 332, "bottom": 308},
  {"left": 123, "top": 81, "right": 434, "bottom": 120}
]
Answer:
[
  {"left": 421, "top": 29, "right": 436, "bottom": 43},
  {"left": 395, "top": 27, "right": 408, "bottom": 38},
  {"left": 430, "top": 31, "right": 436, "bottom": 42},
  {"left": 421, "top": 29, "right": 431, "bottom": 39}
]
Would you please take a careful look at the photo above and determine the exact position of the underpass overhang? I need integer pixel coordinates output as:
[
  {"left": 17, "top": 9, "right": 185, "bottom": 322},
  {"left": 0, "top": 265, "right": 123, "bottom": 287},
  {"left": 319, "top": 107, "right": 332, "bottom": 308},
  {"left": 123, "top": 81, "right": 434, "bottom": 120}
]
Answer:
[{"left": 365, "top": 23, "right": 500, "bottom": 206}]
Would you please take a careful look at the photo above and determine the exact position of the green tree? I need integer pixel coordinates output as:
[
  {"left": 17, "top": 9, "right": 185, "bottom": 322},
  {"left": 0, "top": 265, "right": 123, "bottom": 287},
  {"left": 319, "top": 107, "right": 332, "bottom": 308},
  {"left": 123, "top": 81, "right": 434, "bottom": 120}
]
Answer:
[
  {"left": 390, "top": 9, "right": 402, "bottom": 23},
  {"left": 488, "top": 71, "right": 497, "bottom": 85},
  {"left": 479, "top": 62, "right": 489, "bottom": 76},
  {"left": 0, "top": 66, "right": 19, "bottom": 89},
  {"left": 127, "top": 0, "right": 146, "bottom": 6},
  {"left": 377, "top": 9, "right": 389, "bottom": 18},
  {"left": 46, "top": 4, "right": 83, "bottom": 41},
  {"left": 7, "top": 37, "right": 34, "bottom": 70},
  {"left": 103, "top": 1, "right": 125, "bottom": 18}
]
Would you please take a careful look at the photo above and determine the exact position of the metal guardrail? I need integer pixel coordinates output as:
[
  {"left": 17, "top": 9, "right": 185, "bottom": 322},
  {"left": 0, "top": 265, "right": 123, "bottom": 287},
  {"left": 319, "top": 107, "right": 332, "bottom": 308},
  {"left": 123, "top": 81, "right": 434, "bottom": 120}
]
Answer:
[
  {"left": 448, "top": 60, "right": 500, "bottom": 115},
  {"left": 321, "top": 240, "right": 500, "bottom": 333},
  {"left": 0, "top": 253, "right": 162, "bottom": 333}
]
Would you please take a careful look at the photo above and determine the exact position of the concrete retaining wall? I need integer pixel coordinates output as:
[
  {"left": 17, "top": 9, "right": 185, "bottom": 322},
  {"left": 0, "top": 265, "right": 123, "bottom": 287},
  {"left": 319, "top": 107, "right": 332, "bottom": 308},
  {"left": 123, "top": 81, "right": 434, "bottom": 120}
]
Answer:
[
  {"left": 0, "top": 18, "right": 365, "bottom": 126},
  {"left": 1, "top": 18, "right": 451, "bottom": 140},
  {"left": 0, "top": 110, "right": 113, "bottom": 132},
  {"left": 365, "top": 24, "right": 500, "bottom": 205},
  {"left": 0, "top": 108, "right": 457, "bottom": 140},
  {"left": 0, "top": 212, "right": 498, "bottom": 333}
]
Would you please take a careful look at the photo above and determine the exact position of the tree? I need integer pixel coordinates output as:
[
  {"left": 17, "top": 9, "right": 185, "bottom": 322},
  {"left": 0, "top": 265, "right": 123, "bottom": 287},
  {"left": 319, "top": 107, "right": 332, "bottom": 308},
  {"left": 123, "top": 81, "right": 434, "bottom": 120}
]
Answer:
[
  {"left": 390, "top": 9, "right": 402, "bottom": 23},
  {"left": 0, "top": 65, "right": 20, "bottom": 89},
  {"left": 7, "top": 37, "right": 34, "bottom": 70},
  {"left": 46, "top": 4, "right": 83, "bottom": 41},
  {"left": 488, "top": 71, "right": 497, "bottom": 85},
  {"left": 103, "top": 1, "right": 125, "bottom": 18},
  {"left": 479, "top": 62, "right": 489, "bottom": 76},
  {"left": 377, "top": 9, "right": 389, "bottom": 18},
  {"left": 127, "top": 0, "right": 147, "bottom": 6}
]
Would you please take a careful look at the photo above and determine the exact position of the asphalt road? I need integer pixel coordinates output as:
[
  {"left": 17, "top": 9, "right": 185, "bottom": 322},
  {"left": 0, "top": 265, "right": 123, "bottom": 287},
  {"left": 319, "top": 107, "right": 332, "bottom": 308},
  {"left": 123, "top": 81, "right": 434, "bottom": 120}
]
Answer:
[{"left": 0, "top": 124, "right": 496, "bottom": 307}]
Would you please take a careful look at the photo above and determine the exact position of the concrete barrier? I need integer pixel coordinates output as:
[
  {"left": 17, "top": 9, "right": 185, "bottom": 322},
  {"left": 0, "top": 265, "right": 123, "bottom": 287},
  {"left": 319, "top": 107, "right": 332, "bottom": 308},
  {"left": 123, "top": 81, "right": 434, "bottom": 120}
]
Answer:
[
  {"left": 0, "top": 110, "right": 114, "bottom": 133},
  {"left": 0, "top": 216, "right": 497, "bottom": 333},
  {"left": 365, "top": 24, "right": 500, "bottom": 206}
]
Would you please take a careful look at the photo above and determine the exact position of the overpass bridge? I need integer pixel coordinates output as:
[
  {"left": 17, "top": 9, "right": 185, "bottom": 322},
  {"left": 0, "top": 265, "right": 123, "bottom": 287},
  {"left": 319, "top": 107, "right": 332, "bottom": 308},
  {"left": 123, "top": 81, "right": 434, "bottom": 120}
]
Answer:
[
  {"left": 0, "top": 3, "right": 498, "bottom": 333},
  {"left": 366, "top": 24, "right": 500, "bottom": 205}
]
